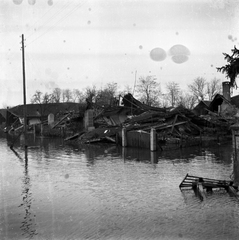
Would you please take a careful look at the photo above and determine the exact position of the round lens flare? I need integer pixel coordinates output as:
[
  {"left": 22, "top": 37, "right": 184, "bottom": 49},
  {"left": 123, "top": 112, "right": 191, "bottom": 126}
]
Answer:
[
  {"left": 28, "top": 0, "right": 36, "bottom": 5},
  {"left": 13, "top": 0, "right": 23, "bottom": 5},
  {"left": 48, "top": 0, "right": 53, "bottom": 6},
  {"left": 150, "top": 48, "right": 167, "bottom": 62},
  {"left": 169, "top": 44, "right": 190, "bottom": 64}
]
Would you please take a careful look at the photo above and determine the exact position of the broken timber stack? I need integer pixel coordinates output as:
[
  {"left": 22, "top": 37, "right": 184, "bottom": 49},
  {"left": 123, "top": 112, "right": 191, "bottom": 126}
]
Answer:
[{"left": 179, "top": 173, "right": 238, "bottom": 200}]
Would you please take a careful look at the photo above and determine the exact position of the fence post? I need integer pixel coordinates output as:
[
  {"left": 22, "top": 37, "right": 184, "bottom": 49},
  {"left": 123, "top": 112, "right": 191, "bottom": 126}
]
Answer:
[
  {"left": 151, "top": 151, "right": 157, "bottom": 164},
  {"left": 122, "top": 127, "right": 127, "bottom": 147},
  {"left": 150, "top": 128, "right": 157, "bottom": 151}
]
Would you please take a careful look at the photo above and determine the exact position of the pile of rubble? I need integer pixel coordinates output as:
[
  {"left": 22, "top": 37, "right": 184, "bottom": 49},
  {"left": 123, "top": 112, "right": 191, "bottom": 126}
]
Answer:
[{"left": 76, "top": 95, "right": 235, "bottom": 149}]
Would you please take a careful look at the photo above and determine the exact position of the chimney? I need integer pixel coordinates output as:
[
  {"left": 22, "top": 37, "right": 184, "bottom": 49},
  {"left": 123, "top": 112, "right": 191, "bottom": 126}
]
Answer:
[{"left": 222, "top": 81, "right": 230, "bottom": 101}]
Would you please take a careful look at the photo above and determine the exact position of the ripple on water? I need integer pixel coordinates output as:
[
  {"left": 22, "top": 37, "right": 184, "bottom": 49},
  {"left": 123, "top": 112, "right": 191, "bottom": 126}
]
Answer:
[{"left": 1, "top": 139, "right": 239, "bottom": 239}]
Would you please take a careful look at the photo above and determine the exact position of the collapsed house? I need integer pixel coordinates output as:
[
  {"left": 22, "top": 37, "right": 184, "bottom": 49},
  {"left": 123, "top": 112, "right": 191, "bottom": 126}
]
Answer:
[
  {"left": 79, "top": 90, "right": 235, "bottom": 150},
  {"left": 4, "top": 81, "right": 239, "bottom": 150},
  {"left": 5, "top": 102, "right": 86, "bottom": 137}
]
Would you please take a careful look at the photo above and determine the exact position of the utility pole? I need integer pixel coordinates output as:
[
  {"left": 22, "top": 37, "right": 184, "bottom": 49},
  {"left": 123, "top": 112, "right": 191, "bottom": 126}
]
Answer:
[
  {"left": 132, "top": 70, "right": 137, "bottom": 115},
  {"left": 133, "top": 70, "right": 137, "bottom": 96},
  {"left": 21, "top": 34, "right": 27, "bottom": 148}
]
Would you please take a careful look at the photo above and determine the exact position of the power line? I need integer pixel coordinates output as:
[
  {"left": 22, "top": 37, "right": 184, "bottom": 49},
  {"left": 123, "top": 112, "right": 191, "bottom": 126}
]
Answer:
[
  {"left": 26, "top": 0, "right": 88, "bottom": 47},
  {"left": 24, "top": 52, "right": 38, "bottom": 77},
  {"left": 27, "top": 0, "right": 73, "bottom": 40}
]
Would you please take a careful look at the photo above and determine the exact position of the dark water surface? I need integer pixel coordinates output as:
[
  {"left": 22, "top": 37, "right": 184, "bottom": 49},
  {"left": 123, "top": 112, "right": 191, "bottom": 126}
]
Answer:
[{"left": 0, "top": 136, "right": 239, "bottom": 240}]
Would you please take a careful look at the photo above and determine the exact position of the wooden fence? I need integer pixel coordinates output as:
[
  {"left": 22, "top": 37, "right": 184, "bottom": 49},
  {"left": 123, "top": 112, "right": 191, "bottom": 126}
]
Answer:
[{"left": 126, "top": 130, "right": 150, "bottom": 149}]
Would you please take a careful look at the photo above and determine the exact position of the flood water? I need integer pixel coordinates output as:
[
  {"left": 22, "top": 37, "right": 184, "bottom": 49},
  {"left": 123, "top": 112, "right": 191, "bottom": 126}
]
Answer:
[{"left": 1, "top": 135, "right": 239, "bottom": 240}]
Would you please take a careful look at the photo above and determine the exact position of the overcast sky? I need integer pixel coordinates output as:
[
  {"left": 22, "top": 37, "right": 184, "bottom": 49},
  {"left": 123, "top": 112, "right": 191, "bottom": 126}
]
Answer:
[{"left": 1, "top": 0, "right": 239, "bottom": 107}]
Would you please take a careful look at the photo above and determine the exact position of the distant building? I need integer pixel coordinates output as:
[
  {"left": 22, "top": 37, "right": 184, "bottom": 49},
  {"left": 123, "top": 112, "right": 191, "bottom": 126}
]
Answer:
[
  {"left": 193, "top": 81, "right": 239, "bottom": 117},
  {"left": 0, "top": 109, "right": 6, "bottom": 126},
  {"left": 193, "top": 100, "right": 211, "bottom": 116},
  {"left": 6, "top": 102, "right": 86, "bottom": 129}
]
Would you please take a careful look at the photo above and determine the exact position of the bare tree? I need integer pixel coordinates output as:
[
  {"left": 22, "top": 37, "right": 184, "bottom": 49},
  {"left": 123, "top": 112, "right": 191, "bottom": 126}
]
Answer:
[
  {"left": 159, "top": 94, "right": 170, "bottom": 108},
  {"left": 105, "top": 82, "right": 117, "bottom": 97},
  {"left": 178, "top": 92, "right": 197, "bottom": 109},
  {"left": 42, "top": 93, "right": 53, "bottom": 104},
  {"left": 96, "top": 82, "right": 118, "bottom": 106},
  {"left": 135, "top": 75, "right": 161, "bottom": 106},
  {"left": 166, "top": 81, "right": 180, "bottom": 107},
  {"left": 30, "top": 90, "right": 53, "bottom": 119},
  {"left": 31, "top": 90, "right": 53, "bottom": 104},
  {"left": 62, "top": 89, "right": 72, "bottom": 102},
  {"left": 51, "top": 88, "right": 61, "bottom": 103},
  {"left": 31, "top": 90, "right": 43, "bottom": 104},
  {"left": 72, "top": 89, "right": 85, "bottom": 103},
  {"left": 188, "top": 77, "right": 207, "bottom": 101},
  {"left": 85, "top": 85, "right": 97, "bottom": 103},
  {"left": 207, "top": 78, "right": 222, "bottom": 100}
]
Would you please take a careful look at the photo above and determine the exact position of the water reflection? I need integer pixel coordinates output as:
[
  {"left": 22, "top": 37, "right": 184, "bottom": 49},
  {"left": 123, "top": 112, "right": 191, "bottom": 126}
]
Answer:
[
  {"left": 65, "top": 141, "right": 233, "bottom": 168},
  {"left": 10, "top": 146, "right": 38, "bottom": 238},
  {"left": 6, "top": 130, "right": 22, "bottom": 148},
  {"left": 122, "top": 146, "right": 156, "bottom": 164},
  {"left": 1, "top": 137, "right": 239, "bottom": 239},
  {"left": 232, "top": 145, "right": 239, "bottom": 186}
]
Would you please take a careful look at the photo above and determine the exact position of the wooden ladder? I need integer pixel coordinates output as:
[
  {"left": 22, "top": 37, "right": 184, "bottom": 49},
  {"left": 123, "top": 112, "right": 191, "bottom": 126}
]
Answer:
[{"left": 179, "top": 173, "right": 232, "bottom": 189}]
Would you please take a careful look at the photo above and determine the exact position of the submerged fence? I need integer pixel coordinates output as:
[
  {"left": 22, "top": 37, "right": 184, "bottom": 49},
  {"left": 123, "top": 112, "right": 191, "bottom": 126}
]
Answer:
[{"left": 122, "top": 128, "right": 157, "bottom": 151}]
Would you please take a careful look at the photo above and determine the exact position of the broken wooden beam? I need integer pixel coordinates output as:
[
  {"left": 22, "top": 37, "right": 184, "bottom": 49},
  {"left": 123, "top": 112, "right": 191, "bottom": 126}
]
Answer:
[
  {"left": 179, "top": 173, "right": 189, "bottom": 188},
  {"left": 171, "top": 114, "right": 178, "bottom": 134},
  {"left": 52, "top": 113, "right": 71, "bottom": 129},
  {"left": 64, "top": 133, "right": 80, "bottom": 141},
  {"left": 192, "top": 182, "right": 205, "bottom": 201},
  {"left": 226, "top": 185, "right": 239, "bottom": 199}
]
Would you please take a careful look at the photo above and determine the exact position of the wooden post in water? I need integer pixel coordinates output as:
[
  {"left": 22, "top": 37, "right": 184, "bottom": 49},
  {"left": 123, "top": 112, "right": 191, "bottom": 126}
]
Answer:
[
  {"left": 33, "top": 124, "right": 36, "bottom": 139},
  {"left": 231, "top": 123, "right": 239, "bottom": 186},
  {"left": 150, "top": 128, "right": 157, "bottom": 151},
  {"left": 150, "top": 151, "right": 157, "bottom": 164},
  {"left": 122, "top": 146, "right": 126, "bottom": 161},
  {"left": 21, "top": 34, "right": 27, "bottom": 148},
  {"left": 122, "top": 127, "right": 127, "bottom": 147}
]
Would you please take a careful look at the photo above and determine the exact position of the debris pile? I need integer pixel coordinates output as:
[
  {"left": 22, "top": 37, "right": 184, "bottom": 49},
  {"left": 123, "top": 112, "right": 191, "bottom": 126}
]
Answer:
[
  {"left": 77, "top": 103, "right": 234, "bottom": 149},
  {"left": 70, "top": 93, "right": 236, "bottom": 149},
  {"left": 122, "top": 105, "right": 232, "bottom": 149}
]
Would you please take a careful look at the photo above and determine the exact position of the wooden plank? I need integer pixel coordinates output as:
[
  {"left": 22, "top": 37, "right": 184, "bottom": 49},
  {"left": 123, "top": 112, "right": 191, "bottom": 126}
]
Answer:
[
  {"left": 52, "top": 113, "right": 71, "bottom": 129},
  {"left": 179, "top": 173, "right": 188, "bottom": 188},
  {"left": 84, "top": 138, "right": 102, "bottom": 143},
  {"left": 227, "top": 186, "right": 239, "bottom": 198},
  {"left": 64, "top": 133, "right": 80, "bottom": 141},
  {"left": 192, "top": 182, "right": 204, "bottom": 201},
  {"left": 202, "top": 182, "right": 229, "bottom": 189},
  {"left": 183, "top": 180, "right": 195, "bottom": 183},
  {"left": 187, "top": 174, "right": 231, "bottom": 184},
  {"left": 105, "top": 136, "right": 116, "bottom": 143},
  {"left": 127, "top": 130, "right": 150, "bottom": 149},
  {"left": 14, "top": 125, "right": 23, "bottom": 132},
  {"left": 157, "top": 121, "right": 188, "bottom": 130},
  {"left": 180, "top": 184, "right": 193, "bottom": 188},
  {"left": 171, "top": 114, "right": 178, "bottom": 134},
  {"left": 198, "top": 183, "right": 206, "bottom": 199}
]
